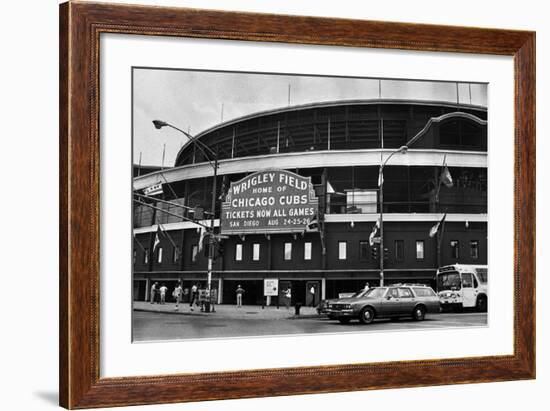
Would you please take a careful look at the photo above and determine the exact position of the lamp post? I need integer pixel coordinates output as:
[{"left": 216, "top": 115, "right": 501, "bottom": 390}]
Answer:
[
  {"left": 153, "top": 120, "right": 218, "bottom": 312},
  {"left": 378, "top": 145, "right": 408, "bottom": 286}
]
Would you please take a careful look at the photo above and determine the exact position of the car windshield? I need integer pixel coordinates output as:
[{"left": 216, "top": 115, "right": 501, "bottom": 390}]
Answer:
[
  {"left": 437, "top": 272, "right": 462, "bottom": 291},
  {"left": 362, "top": 287, "right": 387, "bottom": 298}
]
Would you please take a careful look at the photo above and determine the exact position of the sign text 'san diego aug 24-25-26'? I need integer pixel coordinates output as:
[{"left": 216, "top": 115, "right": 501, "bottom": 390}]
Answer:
[{"left": 221, "top": 169, "right": 318, "bottom": 234}]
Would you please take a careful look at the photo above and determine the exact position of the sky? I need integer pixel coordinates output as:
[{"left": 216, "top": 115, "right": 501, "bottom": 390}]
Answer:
[{"left": 133, "top": 69, "right": 487, "bottom": 167}]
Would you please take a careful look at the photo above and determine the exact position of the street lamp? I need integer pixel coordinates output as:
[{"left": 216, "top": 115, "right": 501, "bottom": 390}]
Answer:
[
  {"left": 152, "top": 120, "right": 168, "bottom": 129},
  {"left": 152, "top": 119, "right": 219, "bottom": 312},
  {"left": 378, "top": 145, "right": 408, "bottom": 286}
]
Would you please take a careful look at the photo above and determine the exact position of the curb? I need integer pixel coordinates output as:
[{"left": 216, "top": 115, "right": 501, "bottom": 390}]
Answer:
[
  {"left": 134, "top": 307, "right": 322, "bottom": 320},
  {"left": 134, "top": 308, "right": 209, "bottom": 317}
]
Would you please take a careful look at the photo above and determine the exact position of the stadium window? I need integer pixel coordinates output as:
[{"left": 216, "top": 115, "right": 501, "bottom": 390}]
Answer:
[
  {"left": 144, "top": 248, "right": 149, "bottom": 264},
  {"left": 253, "top": 243, "right": 261, "bottom": 261},
  {"left": 416, "top": 240, "right": 425, "bottom": 260},
  {"left": 284, "top": 242, "right": 292, "bottom": 260},
  {"left": 359, "top": 241, "right": 369, "bottom": 260},
  {"left": 304, "top": 242, "right": 312, "bottom": 260},
  {"left": 470, "top": 240, "right": 479, "bottom": 259},
  {"left": 191, "top": 245, "right": 198, "bottom": 263},
  {"left": 235, "top": 244, "right": 243, "bottom": 261},
  {"left": 156, "top": 247, "right": 163, "bottom": 263},
  {"left": 450, "top": 240, "right": 459, "bottom": 259},
  {"left": 173, "top": 246, "right": 180, "bottom": 263},
  {"left": 338, "top": 241, "right": 347, "bottom": 260},
  {"left": 395, "top": 240, "right": 404, "bottom": 261}
]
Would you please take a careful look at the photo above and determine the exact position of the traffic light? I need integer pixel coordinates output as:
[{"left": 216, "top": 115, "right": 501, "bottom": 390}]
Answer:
[
  {"left": 383, "top": 247, "right": 389, "bottom": 261},
  {"left": 371, "top": 246, "right": 379, "bottom": 261}
]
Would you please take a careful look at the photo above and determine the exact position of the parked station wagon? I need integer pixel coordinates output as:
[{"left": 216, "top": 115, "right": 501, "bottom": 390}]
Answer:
[{"left": 325, "top": 284, "right": 440, "bottom": 324}]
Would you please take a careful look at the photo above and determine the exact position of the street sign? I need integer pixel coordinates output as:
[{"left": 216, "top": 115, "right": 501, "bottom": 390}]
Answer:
[
  {"left": 221, "top": 169, "right": 318, "bottom": 234},
  {"left": 143, "top": 182, "right": 163, "bottom": 196},
  {"left": 198, "top": 288, "right": 218, "bottom": 302},
  {"left": 263, "top": 278, "right": 279, "bottom": 297}
]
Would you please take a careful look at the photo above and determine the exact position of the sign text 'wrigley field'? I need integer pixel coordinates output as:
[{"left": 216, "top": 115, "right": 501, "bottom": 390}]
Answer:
[{"left": 221, "top": 169, "right": 318, "bottom": 234}]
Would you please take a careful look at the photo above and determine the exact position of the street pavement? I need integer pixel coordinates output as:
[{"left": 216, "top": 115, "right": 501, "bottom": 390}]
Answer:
[{"left": 132, "top": 301, "right": 487, "bottom": 341}]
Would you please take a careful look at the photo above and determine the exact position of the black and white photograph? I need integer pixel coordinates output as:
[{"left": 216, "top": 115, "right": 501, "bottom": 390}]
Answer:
[{"left": 132, "top": 68, "right": 488, "bottom": 342}]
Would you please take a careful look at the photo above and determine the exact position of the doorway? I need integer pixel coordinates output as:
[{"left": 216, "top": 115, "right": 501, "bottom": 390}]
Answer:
[{"left": 305, "top": 281, "right": 321, "bottom": 307}]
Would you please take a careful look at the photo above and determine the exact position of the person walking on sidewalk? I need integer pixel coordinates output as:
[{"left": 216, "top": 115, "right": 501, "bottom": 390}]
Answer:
[
  {"left": 173, "top": 282, "right": 183, "bottom": 311},
  {"left": 150, "top": 282, "right": 158, "bottom": 304},
  {"left": 284, "top": 286, "right": 292, "bottom": 310},
  {"left": 189, "top": 283, "right": 198, "bottom": 311},
  {"left": 159, "top": 283, "right": 168, "bottom": 304},
  {"left": 235, "top": 285, "right": 245, "bottom": 308},
  {"left": 309, "top": 285, "right": 316, "bottom": 307}
]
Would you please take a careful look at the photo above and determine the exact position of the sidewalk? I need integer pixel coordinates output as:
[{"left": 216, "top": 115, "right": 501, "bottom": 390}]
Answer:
[{"left": 133, "top": 301, "right": 320, "bottom": 320}]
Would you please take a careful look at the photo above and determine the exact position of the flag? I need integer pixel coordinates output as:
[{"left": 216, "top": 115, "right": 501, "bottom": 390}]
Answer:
[
  {"left": 440, "top": 165, "right": 453, "bottom": 188},
  {"left": 218, "top": 176, "right": 228, "bottom": 201},
  {"left": 197, "top": 226, "right": 207, "bottom": 252},
  {"left": 377, "top": 166, "right": 384, "bottom": 187},
  {"left": 369, "top": 219, "right": 380, "bottom": 246},
  {"left": 326, "top": 181, "right": 345, "bottom": 196},
  {"left": 429, "top": 213, "right": 447, "bottom": 238},
  {"left": 153, "top": 226, "right": 161, "bottom": 252},
  {"left": 302, "top": 213, "right": 319, "bottom": 235}
]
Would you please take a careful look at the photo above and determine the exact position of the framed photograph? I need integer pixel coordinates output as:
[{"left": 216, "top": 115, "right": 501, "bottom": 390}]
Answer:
[{"left": 59, "top": 2, "right": 535, "bottom": 409}]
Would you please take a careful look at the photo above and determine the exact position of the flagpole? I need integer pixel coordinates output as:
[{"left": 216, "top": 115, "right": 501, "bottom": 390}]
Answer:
[{"left": 379, "top": 168, "right": 385, "bottom": 287}]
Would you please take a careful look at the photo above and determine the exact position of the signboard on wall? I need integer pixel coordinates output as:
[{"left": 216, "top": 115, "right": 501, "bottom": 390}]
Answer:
[
  {"left": 221, "top": 169, "right": 318, "bottom": 234},
  {"left": 263, "top": 279, "right": 279, "bottom": 297}
]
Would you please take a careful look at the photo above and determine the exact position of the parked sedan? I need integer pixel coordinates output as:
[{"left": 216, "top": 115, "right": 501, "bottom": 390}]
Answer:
[{"left": 325, "top": 285, "right": 440, "bottom": 324}]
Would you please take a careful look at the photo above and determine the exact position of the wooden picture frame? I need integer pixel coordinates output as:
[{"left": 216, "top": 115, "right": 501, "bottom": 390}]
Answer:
[{"left": 59, "top": 1, "right": 535, "bottom": 408}]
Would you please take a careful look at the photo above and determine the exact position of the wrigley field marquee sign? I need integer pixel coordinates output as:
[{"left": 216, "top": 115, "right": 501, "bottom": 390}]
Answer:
[{"left": 221, "top": 169, "right": 318, "bottom": 234}]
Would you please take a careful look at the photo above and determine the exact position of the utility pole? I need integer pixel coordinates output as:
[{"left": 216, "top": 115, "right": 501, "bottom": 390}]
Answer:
[
  {"left": 206, "top": 153, "right": 218, "bottom": 312},
  {"left": 152, "top": 119, "right": 219, "bottom": 312},
  {"left": 379, "top": 172, "right": 384, "bottom": 287}
]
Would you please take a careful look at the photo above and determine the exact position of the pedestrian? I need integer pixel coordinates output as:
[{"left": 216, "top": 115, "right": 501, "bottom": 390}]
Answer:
[
  {"left": 236, "top": 284, "right": 245, "bottom": 308},
  {"left": 159, "top": 283, "right": 168, "bottom": 304},
  {"left": 150, "top": 282, "right": 158, "bottom": 304},
  {"left": 189, "top": 283, "right": 198, "bottom": 311},
  {"left": 284, "top": 286, "right": 292, "bottom": 310},
  {"left": 309, "top": 285, "right": 316, "bottom": 307},
  {"left": 364, "top": 282, "right": 370, "bottom": 292},
  {"left": 173, "top": 282, "right": 183, "bottom": 311}
]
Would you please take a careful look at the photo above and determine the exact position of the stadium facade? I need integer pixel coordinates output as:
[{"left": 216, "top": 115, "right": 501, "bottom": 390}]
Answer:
[{"left": 133, "top": 99, "right": 487, "bottom": 306}]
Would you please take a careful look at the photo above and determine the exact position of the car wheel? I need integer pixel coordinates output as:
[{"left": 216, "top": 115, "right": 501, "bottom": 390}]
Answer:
[
  {"left": 413, "top": 305, "right": 426, "bottom": 321},
  {"left": 338, "top": 318, "right": 351, "bottom": 324},
  {"left": 476, "top": 295, "right": 488, "bottom": 312},
  {"left": 359, "top": 307, "right": 375, "bottom": 324}
]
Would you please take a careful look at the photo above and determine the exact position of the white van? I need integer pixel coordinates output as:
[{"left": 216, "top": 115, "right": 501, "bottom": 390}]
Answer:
[{"left": 436, "top": 264, "right": 488, "bottom": 312}]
